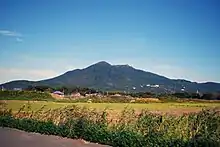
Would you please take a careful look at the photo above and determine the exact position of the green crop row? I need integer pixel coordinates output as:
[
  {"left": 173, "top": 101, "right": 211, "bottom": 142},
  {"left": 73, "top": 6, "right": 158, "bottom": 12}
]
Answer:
[{"left": 0, "top": 103, "right": 219, "bottom": 147}]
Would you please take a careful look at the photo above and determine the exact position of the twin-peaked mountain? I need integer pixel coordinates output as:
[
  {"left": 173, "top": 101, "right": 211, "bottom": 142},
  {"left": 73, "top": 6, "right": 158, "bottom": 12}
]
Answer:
[{"left": 1, "top": 61, "right": 220, "bottom": 93}]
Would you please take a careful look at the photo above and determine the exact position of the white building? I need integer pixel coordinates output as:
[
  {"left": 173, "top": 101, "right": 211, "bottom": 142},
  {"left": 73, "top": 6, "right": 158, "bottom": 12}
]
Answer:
[
  {"left": 151, "top": 85, "right": 159, "bottom": 88},
  {"left": 13, "top": 88, "right": 22, "bottom": 91}
]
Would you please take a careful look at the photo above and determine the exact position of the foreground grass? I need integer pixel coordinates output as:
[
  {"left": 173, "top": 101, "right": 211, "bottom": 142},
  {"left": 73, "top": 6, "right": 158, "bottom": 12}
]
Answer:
[
  {"left": 2, "top": 100, "right": 220, "bottom": 115},
  {"left": 0, "top": 102, "right": 220, "bottom": 147}
]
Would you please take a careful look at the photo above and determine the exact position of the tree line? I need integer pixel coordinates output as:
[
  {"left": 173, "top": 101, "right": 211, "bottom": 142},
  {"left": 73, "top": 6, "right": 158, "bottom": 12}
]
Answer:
[{"left": 24, "top": 85, "right": 220, "bottom": 100}]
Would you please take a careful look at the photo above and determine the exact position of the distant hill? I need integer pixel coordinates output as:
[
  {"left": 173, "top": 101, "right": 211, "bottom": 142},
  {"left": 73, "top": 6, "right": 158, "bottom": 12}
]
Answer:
[{"left": 1, "top": 61, "right": 220, "bottom": 93}]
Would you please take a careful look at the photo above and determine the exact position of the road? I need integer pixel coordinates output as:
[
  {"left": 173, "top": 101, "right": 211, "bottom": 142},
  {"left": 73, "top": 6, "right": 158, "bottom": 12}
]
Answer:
[{"left": 0, "top": 127, "right": 110, "bottom": 147}]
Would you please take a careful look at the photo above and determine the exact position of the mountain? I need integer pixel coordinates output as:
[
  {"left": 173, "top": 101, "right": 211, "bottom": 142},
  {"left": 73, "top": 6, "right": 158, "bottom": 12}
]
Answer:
[{"left": 1, "top": 61, "right": 220, "bottom": 93}]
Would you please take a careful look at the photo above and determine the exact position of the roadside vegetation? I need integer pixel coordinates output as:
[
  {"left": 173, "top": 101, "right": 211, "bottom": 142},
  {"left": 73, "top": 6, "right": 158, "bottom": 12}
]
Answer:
[{"left": 0, "top": 102, "right": 219, "bottom": 147}]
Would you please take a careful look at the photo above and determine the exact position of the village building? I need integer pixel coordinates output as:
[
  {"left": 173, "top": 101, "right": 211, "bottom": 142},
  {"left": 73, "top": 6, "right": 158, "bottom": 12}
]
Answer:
[{"left": 52, "top": 91, "right": 64, "bottom": 98}]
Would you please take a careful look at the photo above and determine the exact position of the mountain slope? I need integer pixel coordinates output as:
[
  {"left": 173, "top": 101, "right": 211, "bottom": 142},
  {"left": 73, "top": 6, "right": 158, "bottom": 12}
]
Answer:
[
  {"left": 1, "top": 61, "right": 220, "bottom": 93},
  {"left": 38, "top": 61, "right": 174, "bottom": 91}
]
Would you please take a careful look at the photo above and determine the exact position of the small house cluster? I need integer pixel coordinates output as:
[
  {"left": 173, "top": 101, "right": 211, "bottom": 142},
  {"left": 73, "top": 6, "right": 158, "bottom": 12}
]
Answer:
[{"left": 51, "top": 91, "right": 104, "bottom": 99}]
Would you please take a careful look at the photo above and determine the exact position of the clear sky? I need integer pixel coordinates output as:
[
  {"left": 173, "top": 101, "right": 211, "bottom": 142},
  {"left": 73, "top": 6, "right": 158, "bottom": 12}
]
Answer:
[{"left": 0, "top": 0, "right": 220, "bottom": 84}]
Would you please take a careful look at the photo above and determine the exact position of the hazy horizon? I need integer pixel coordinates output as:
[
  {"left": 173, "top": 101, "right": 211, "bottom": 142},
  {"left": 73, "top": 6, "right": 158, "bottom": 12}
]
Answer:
[{"left": 1, "top": 0, "right": 220, "bottom": 83}]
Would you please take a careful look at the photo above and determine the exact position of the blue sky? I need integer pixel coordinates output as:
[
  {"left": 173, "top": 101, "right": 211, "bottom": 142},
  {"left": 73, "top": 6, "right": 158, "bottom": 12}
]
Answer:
[{"left": 0, "top": 0, "right": 220, "bottom": 83}]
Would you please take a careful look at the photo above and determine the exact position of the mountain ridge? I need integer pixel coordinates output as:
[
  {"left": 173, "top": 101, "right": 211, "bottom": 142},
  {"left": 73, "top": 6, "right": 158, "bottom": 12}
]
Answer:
[{"left": 1, "top": 61, "right": 220, "bottom": 93}]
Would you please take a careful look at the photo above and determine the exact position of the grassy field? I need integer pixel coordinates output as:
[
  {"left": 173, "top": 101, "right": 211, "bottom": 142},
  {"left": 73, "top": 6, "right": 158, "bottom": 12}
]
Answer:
[{"left": 1, "top": 100, "right": 220, "bottom": 115}]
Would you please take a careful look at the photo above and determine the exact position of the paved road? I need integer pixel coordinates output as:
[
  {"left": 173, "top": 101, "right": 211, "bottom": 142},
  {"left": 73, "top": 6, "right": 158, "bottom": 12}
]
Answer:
[{"left": 0, "top": 127, "right": 110, "bottom": 147}]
